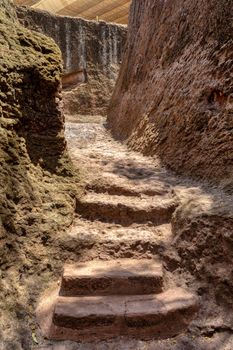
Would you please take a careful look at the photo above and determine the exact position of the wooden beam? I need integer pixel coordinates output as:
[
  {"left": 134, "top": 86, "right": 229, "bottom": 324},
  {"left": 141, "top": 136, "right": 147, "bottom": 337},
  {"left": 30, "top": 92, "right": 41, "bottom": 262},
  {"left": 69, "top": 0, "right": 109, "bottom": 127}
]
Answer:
[
  {"left": 102, "top": 8, "right": 129, "bottom": 23},
  {"left": 15, "top": 0, "right": 130, "bottom": 24},
  {"left": 114, "top": 14, "right": 128, "bottom": 24},
  {"left": 79, "top": 0, "right": 129, "bottom": 18},
  {"left": 59, "top": 0, "right": 101, "bottom": 15},
  {"left": 32, "top": 0, "right": 79, "bottom": 13},
  {"left": 58, "top": 0, "right": 129, "bottom": 20}
]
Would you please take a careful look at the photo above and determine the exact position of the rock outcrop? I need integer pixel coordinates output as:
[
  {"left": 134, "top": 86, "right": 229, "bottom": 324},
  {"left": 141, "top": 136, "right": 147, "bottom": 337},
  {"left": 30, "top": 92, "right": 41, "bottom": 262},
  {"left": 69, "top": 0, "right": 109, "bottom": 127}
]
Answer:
[
  {"left": 108, "top": 0, "right": 233, "bottom": 191},
  {"left": 173, "top": 198, "right": 233, "bottom": 309},
  {"left": 0, "top": 1, "right": 77, "bottom": 347},
  {"left": 16, "top": 6, "right": 127, "bottom": 116}
]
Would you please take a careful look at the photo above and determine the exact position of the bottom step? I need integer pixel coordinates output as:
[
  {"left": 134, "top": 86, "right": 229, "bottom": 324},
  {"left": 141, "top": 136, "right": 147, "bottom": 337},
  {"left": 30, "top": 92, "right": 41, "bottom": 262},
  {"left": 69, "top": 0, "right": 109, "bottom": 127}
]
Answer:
[{"left": 50, "top": 288, "right": 198, "bottom": 341}]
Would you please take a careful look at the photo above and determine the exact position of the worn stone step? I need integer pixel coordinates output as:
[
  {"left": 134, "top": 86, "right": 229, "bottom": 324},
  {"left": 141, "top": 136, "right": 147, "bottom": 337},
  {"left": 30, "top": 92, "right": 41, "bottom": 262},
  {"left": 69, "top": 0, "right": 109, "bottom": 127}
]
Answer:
[
  {"left": 59, "top": 223, "right": 173, "bottom": 260},
  {"left": 76, "top": 193, "right": 177, "bottom": 226},
  {"left": 60, "top": 259, "right": 163, "bottom": 296},
  {"left": 86, "top": 178, "right": 172, "bottom": 197},
  {"left": 51, "top": 288, "right": 199, "bottom": 341}
]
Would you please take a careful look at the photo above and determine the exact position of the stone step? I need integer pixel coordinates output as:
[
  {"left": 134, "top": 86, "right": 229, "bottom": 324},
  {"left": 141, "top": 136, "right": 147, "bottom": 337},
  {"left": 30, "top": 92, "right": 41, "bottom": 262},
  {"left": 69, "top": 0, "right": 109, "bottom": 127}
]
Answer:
[
  {"left": 76, "top": 193, "right": 177, "bottom": 226},
  {"left": 60, "top": 259, "right": 163, "bottom": 296},
  {"left": 59, "top": 223, "right": 173, "bottom": 260},
  {"left": 86, "top": 178, "right": 171, "bottom": 197},
  {"left": 51, "top": 288, "right": 199, "bottom": 342}
]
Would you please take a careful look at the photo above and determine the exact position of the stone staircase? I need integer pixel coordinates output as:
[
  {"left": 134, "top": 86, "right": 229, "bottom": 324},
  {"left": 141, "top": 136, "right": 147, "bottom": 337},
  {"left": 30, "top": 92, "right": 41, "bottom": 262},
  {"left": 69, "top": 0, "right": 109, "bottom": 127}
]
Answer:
[
  {"left": 38, "top": 259, "right": 198, "bottom": 342},
  {"left": 37, "top": 120, "right": 200, "bottom": 345}
]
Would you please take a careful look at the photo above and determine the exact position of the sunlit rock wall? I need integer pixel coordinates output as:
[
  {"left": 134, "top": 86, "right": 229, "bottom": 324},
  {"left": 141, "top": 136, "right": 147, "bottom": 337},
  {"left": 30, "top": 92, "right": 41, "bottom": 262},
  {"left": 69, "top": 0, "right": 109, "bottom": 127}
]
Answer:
[
  {"left": 17, "top": 6, "right": 127, "bottom": 116},
  {"left": 108, "top": 0, "right": 233, "bottom": 190}
]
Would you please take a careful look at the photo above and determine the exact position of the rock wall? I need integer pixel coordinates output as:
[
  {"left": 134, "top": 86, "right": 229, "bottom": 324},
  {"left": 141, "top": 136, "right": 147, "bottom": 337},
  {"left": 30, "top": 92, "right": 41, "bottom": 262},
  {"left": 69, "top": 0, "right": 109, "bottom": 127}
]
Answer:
[
  {"left": 0, "top": 1, "right": 77, "bottom": 347},
  {"left": 108, "top": 0, "right": 233, "bottom": 190},
  {"left": 16, "top": 6, "right": 127, "bottom": 116}
]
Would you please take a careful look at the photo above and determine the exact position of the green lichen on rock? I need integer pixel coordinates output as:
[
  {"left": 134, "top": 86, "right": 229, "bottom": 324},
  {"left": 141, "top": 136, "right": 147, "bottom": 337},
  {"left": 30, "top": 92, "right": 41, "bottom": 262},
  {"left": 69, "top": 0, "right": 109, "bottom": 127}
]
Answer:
[{"left": 0, "top": 1, "right": 80, "bottom": 347}]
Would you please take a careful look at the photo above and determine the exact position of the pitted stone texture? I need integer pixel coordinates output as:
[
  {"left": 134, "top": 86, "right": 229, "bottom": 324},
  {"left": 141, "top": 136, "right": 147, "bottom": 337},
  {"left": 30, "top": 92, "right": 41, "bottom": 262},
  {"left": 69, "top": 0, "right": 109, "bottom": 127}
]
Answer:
[
  {"left": 107, "top": 0, "right": 233, "bottom": 191},
  {"left": 60, "top": 259, "right": 163, "bottom": 296}
]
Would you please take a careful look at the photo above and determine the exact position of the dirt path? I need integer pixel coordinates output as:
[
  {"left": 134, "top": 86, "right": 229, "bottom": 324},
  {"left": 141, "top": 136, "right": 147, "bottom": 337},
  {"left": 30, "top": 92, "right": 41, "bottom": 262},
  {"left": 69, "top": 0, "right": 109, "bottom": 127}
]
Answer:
[{"left": 35, "top": 115, "right": 233, "bottom": 350}]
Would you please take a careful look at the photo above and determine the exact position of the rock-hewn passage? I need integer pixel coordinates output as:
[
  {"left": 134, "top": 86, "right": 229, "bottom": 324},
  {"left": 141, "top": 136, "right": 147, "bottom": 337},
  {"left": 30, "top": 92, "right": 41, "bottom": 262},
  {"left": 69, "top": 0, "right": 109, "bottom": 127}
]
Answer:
[{"left": 36, "top": 119, "right": 200, "bottom": 343}]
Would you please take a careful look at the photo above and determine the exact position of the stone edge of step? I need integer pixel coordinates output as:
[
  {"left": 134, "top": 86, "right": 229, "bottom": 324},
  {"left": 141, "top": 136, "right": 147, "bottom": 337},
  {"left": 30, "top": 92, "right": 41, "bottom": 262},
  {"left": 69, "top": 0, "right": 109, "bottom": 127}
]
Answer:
[
  {"left": 60, "top": 258, "right": 164, "bottom": 296},
  {"left": 52, "top": 288, "right": 199, "bottom": 332}
]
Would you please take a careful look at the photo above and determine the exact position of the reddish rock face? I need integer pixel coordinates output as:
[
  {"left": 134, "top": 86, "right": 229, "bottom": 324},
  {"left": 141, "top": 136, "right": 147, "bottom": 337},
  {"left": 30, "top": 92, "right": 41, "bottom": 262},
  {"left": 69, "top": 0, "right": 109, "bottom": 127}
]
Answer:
[{"left": 107, "top": 0, "right": 233, "bottom": 191}]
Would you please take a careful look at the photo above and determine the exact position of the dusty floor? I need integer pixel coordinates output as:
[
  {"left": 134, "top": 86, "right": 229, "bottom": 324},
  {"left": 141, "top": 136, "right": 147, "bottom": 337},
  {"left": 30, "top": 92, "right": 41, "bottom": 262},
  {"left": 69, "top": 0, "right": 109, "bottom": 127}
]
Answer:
[{"left": 33, "top": 115, "right": 233, "bottom": 350}]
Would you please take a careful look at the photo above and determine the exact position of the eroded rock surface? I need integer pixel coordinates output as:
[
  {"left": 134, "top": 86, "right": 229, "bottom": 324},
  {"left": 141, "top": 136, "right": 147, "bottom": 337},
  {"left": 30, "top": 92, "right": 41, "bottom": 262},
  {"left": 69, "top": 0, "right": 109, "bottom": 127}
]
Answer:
[
  {"left": 16, "top": 6, "right": 127, "bottom": 116},
  {"left": 0, "top": 1, "right": 78, "bottom": 348},
  {"left": 107, "top": 0, "right": 233, "bottom": 191}
]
